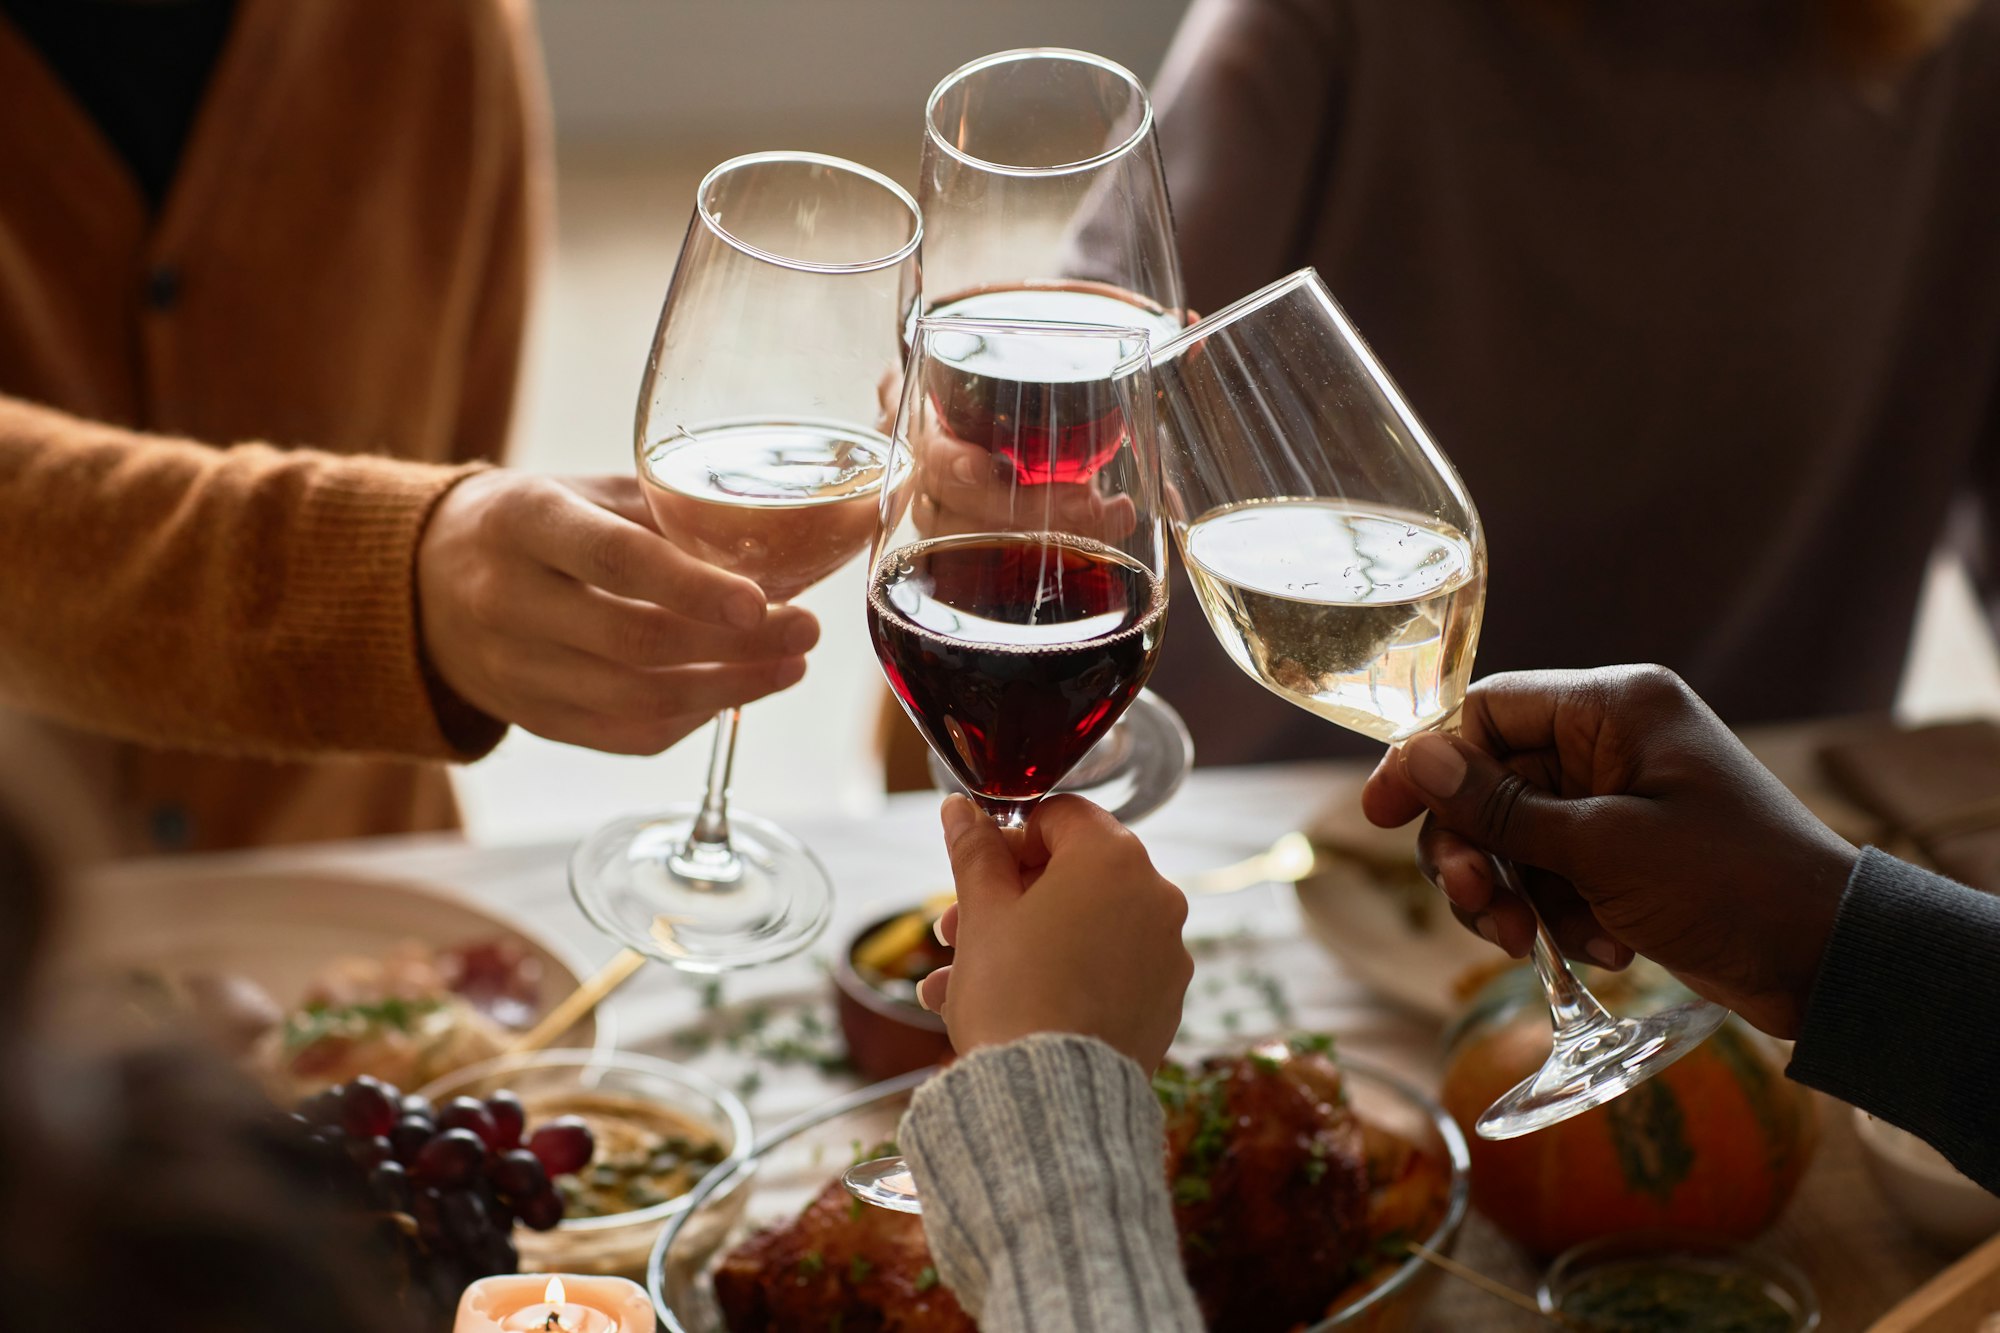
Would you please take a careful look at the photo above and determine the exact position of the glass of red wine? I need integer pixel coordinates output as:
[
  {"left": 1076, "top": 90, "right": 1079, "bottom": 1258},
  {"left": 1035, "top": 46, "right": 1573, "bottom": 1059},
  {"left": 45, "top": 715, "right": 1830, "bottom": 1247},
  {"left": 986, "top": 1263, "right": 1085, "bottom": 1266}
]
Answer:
[
  {"left": 844, "top": 316, "right": 1168, "bottom": 1213},
  {"left": 912, "top": 47, "right": 1193, "bottom": 822},
  {"left": 569, "top": 152, "right": 921, "bottom": 973}
]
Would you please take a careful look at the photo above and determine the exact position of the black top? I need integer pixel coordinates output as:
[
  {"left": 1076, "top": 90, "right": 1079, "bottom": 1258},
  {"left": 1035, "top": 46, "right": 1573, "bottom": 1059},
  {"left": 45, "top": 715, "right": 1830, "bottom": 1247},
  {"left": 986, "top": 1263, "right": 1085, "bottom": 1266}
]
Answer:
[
  {"left": 1789, "top": 848, "right": 2000, "bottom": 1193},
  {"left": 1, "top": 0, "right": 238, "bottom": 212}
]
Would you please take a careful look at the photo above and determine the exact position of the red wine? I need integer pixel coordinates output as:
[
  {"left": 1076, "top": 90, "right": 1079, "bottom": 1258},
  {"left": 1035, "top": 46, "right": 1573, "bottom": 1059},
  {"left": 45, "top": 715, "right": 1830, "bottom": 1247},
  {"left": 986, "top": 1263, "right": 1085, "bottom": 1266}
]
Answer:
[
  {"left": 867, "top": 532, "right": 1166, "bottom": 805},
  {"left": 923, "top": 282, "right": 1181, "bottom": 486}
]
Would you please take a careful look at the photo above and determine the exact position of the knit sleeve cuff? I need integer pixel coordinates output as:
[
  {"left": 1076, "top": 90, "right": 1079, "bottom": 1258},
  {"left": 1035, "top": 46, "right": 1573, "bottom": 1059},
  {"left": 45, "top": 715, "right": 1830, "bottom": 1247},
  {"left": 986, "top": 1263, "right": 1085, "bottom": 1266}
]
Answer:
[
  {"left": 1787, "top": 847, "right": 2000, "bottom": 1192},
  {"left": 899, "top": 1034, "right": 1202, "bottom": 1332},
  {"left": 282, "top": 456, "right": 506, "bottom": 761}
]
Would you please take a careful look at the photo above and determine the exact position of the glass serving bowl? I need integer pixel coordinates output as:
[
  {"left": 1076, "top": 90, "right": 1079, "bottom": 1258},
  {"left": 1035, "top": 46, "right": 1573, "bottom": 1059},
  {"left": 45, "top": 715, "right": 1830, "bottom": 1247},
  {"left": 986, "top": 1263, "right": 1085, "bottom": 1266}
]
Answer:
[
  {"left": 650, "top": 1059, "right": 1469, "bottom": 1332},
  {"left": 420, "top": 1048, "right": 755, "bottom": 1277},
  {"left": 1538, "top": 1231, "right": 1821, "bottom": 1332}
]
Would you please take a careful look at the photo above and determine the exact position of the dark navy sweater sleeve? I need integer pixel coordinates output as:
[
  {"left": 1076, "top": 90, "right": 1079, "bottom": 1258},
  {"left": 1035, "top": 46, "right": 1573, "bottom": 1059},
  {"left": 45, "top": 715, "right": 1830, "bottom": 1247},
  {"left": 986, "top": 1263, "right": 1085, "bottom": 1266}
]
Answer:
[{"left": 1788, "top": 847, "right": 2000, "bottom": 1193}]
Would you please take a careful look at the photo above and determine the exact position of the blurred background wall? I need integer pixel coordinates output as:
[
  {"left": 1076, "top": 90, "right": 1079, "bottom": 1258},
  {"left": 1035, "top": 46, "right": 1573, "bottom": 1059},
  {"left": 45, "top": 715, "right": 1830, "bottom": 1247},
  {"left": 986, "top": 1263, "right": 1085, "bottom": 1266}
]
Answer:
[{"left": 451, "top": 0, "right": 2000, "bottom": 844}]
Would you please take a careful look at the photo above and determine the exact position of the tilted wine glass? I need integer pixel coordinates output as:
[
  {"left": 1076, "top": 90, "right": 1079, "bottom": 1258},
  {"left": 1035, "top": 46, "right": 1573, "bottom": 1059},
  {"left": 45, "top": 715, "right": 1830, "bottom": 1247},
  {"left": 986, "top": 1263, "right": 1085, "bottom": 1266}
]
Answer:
[
  {"left": 569, "top": 152, "right": 921, "bottom": 973},
  {"left": 1153, "top": 269, "right": 1728, "bottom": 1140},
  {"left": 912, "top": 46, "right": 1193, "bottom": 822},
  {"left": 844, "top": 317, "right": 1169, "bottom": 1210}
]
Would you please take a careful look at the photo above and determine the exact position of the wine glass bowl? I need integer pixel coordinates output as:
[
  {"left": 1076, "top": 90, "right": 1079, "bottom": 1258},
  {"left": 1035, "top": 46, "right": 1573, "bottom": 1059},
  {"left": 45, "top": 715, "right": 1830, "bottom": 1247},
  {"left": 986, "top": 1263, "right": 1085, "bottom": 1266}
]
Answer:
[
  {"left": 1155, "top": 269, "right": 1728, "bottom": 1140},
  {"left": 871, "top": 317, "right": 1167, "bottom": 827},
  {"left": 570, "top": 152, "right": 921, "bottom": 973}
]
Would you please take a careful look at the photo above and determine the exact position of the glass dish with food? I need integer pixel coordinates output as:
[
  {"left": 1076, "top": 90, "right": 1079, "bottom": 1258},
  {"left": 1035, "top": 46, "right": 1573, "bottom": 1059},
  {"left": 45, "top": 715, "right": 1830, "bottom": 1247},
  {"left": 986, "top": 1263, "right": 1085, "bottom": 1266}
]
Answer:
[
  {"left": 651, "top": 1040, "right": 1469, "bottom": 1332},
  {"left": 424, "top": 1049, "right": 754, "bottom": 1276},
  {"left": 1538, "top": 1231, "right": 1820, "bottom": 1333}
]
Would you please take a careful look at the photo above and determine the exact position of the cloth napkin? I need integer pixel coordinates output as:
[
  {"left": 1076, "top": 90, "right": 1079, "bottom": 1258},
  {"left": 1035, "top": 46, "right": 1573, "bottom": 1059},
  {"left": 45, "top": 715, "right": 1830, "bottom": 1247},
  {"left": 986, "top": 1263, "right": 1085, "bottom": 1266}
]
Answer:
[{"left": 1818, "top": 719, "right": 2000, "bottom": 894}]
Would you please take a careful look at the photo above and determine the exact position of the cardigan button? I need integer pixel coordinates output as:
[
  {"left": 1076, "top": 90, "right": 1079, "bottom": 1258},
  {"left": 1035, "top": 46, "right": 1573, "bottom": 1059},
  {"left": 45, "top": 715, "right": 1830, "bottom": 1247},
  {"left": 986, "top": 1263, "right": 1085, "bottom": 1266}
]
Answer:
[
  {"left": 145, "top": 264, "right": 181, "bottom": 312},
  {"left": 148, "top": 803, "right": 192, "bottom": 850}
]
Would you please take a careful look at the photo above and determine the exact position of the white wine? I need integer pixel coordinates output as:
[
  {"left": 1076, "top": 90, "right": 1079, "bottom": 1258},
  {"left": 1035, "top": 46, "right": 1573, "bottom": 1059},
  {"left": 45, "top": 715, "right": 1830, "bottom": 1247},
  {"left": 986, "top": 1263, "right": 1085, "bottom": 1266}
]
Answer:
[
  {"left": 641, "top": 421, "right": 895, "bottom": 604},
  {"left": 1182, "top": 499, "right": 1484, "bottom": 742}
]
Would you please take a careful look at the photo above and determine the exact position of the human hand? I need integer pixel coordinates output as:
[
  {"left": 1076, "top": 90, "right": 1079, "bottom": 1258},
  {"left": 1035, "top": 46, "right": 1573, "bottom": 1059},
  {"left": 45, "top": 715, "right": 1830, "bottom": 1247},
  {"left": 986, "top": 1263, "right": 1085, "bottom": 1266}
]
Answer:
[
  {"left": 1359, "top": 666, "right": 1858, "bottom": 1038},
  {"left": 417, "top": 472, "right": 818, "bottom": 754},
  {"left": 920, "top": 794, "right": 1191, "bottom": 1070}
]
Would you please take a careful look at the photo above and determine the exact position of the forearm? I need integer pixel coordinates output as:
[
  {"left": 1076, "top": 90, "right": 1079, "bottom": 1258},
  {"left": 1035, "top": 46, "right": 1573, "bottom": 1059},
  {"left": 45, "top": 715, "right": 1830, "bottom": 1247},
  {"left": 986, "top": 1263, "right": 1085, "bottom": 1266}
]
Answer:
[
  {"left": 1788, "top": 847, "right": 2000, "bottom": 1192},
  {"left": 0, "top": 394, "right": 503, "bottom": 761},
  {"left": 899, "top": 1034, "right": 1202, "bottom": 1333}
]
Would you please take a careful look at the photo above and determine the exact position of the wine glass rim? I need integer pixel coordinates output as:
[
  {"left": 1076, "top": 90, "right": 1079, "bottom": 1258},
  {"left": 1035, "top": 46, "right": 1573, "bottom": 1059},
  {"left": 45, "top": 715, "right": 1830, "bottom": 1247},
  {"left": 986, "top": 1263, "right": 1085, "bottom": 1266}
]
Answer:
[
  {"left": 1156, "top": 266, "right": 1322, "bottom": 358},
  {"left": 695, "top": 150, "right": 923, "bottom": 275},
  {"left": 914, "top": 312, "right": 1155, "bottom": 346},
  {"left": 924, "top": 47, "right": 1155, "bottom": 178}
]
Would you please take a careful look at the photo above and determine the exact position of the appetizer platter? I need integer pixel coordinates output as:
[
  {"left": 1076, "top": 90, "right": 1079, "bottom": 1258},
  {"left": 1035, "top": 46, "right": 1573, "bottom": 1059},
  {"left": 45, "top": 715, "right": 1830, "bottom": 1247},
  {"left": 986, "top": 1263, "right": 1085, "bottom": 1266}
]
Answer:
[
  {"left": 652, "top": 1040, "right": 1471, "bottom": 1333},
  {"left": 59, "top": 867, "right": 607, "bottom": 1099}
]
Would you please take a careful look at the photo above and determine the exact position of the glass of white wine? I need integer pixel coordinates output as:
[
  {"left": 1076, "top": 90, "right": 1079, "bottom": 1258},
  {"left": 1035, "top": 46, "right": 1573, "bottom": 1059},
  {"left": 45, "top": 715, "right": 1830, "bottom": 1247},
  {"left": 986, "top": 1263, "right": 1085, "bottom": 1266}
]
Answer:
[
  {"left": 568, "top": 152, "right": 921, "bottom": 973},
  {"left": 1154, "top": 268, "right": 1727, "bottom": 1140}
]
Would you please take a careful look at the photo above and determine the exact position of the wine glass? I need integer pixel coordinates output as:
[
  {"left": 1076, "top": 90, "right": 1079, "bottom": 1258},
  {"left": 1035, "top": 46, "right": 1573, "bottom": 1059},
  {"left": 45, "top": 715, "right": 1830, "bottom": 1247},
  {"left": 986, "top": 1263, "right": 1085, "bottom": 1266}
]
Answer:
[
  {"left": 569, "top": 152, "right": 921, "bottom": 973},
  {"left": 1153, "top": 269, "right": 1728, "bottom": 1140},
  {"left": 913, "top": 47, "right": 1192, "bottom": 823},
  {"left": 845, "top": 316, "right": 1168, "bottom": 1211}
]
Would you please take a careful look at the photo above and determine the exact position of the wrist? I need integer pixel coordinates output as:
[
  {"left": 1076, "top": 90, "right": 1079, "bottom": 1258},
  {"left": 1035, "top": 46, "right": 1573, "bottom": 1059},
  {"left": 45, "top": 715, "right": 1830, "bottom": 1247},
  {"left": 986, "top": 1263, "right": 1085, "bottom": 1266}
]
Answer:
[{"left": 1762, "top": 834, "right": 1859, "bottom": 1038}]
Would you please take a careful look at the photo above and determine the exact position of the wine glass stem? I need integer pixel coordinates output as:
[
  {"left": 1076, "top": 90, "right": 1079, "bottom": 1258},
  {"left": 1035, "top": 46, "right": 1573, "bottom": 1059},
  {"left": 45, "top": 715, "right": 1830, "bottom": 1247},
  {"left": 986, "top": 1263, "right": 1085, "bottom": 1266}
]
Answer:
[
  {"left": 973, "top": 796, "right": 1032, "bottom": 831},
  {"left": 1488, "top": 853, "right": 1615, "bottom": 1032},
  {"left": 671, "top": 709, "right": 743, "bottom": 883}
]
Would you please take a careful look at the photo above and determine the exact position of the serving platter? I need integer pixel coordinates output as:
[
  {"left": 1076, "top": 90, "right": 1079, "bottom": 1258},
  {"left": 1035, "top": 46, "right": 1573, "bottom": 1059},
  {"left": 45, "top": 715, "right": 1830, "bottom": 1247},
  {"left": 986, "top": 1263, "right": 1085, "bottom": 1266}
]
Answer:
[{"left": 55, "top": 865, "right": 606, "bottom": 1056}]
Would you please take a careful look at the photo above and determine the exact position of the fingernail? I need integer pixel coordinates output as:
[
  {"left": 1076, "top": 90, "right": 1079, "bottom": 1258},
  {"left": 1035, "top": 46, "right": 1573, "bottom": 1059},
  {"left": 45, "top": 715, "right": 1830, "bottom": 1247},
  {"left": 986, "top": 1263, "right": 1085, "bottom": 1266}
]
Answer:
[
  {"left": 783, "top": 615, "right": 819, "bottom": 653},
  {"left": 1587, "top": 936, "right": 1621, "bottom": 968},
  {"left": 915, "top": 984, "right": 933, "bottom": 1012},
  {"left": 1402, "top": 734, "right": 1468, "bottom": 799},
  {"left": 725, "top": 593, "right": 764, "bottom": 630},
  {"left": 941, "top": 794, "right": 974, "bottom": 839},
  {"left": 950, "top": 455, "right": 979, "bottom": 485},
  {"left": 1476, "top": 916, "right": 1502, "bottom": 948},
  {"left": 933, "top": 916, "right": 950, "bottom": 947}
]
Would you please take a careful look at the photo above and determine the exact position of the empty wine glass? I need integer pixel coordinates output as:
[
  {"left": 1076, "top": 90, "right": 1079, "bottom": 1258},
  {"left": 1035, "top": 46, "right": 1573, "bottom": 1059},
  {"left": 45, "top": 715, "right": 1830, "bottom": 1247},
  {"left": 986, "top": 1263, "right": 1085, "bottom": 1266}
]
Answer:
[
  {"left": 569, "top": 152, "right": 921, "bottom": 973},
  {"left": 845, "top": 317, "right": 1168, "bottom": 1211},
  {"left": 913, "top": 47, "right": 1193, "bottom": 821},
  {"left": 1154, "top": 269, "right": 1727, "bottom": 1140}
]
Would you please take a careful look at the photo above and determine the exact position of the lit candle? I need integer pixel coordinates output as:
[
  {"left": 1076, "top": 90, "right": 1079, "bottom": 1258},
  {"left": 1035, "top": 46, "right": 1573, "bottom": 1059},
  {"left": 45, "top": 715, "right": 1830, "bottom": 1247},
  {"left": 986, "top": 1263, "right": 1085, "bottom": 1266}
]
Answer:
[{"left": 454, "top": 1274, "right": 654, "bottom": 1333}]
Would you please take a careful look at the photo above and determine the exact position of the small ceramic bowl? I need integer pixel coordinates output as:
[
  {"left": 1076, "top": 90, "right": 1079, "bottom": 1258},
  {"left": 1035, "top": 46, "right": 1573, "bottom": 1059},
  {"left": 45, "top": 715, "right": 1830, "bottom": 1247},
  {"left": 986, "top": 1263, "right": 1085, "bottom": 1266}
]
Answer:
[
  {"left": 1854, "top": 1108, "right": 2000, "bottom": 1253},
  {"left": 1539, "top": 1231, "right": 1819, "bottom": 1332},
  {"left": 832, "top": 908, "right": 954, "bottom": 1082},
  {"left": 420, "top": 1049, "right": 754, "bottom": 1277}
]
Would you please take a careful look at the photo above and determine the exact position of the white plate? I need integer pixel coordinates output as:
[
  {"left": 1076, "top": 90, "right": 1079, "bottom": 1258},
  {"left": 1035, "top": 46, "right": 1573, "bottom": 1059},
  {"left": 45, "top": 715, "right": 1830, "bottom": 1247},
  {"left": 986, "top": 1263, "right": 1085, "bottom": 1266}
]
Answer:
[{"left": 58, "top": 866, "right": 606, "bottom": 1064}]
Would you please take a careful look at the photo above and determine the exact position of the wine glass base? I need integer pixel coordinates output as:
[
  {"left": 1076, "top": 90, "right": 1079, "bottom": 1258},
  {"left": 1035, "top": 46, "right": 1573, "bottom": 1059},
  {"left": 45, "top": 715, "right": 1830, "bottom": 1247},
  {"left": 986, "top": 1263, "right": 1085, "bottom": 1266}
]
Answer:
[
  {"left": 569, "top": 805, "right": 834, "bottom": 974},
  {"left": 924, "top": 688, "right": 1194, "bottom": 825},
  {"left": 1474, "top": 998, "right": 1730, "bottom": 1141},
  {"left": 843, "top": 1155, "right": 922, "bottom": 1214}
]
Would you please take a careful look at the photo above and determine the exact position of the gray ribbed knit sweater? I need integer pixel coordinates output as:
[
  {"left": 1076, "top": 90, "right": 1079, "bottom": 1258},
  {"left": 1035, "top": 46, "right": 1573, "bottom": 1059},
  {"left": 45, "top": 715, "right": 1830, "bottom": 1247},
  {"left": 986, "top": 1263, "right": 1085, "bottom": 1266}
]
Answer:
[{"left": 900, "top": 853, "right": 1997, "bottom": 1333}]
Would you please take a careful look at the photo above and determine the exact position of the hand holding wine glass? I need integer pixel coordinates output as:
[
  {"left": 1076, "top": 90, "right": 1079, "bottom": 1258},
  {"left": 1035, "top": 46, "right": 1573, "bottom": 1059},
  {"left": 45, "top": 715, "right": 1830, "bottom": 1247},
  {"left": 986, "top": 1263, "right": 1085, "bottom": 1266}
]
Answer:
[
  {"left": 1360, "top": 666, "right": 1857, "bottom": 1040},
  {"left": 845, "top": 317, "right": 1167, "bottom": 1213},
  {"left": 569, "top": 152, "right": 921, "bottom": 973},
  {"left": 1154, "top": 269, "right": 1728, "bottom": 1140},
  {"left": 920, "top": 793, "right": 1192, "bottom": 1069}
]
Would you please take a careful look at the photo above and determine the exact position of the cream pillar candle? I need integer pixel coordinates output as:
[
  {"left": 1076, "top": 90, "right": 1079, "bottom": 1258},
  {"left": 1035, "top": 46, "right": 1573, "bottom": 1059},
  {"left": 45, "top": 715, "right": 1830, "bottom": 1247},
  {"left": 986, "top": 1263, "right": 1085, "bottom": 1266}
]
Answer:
[{"left": 455, "top": 1274, "right": 655, "bottom": 1333}]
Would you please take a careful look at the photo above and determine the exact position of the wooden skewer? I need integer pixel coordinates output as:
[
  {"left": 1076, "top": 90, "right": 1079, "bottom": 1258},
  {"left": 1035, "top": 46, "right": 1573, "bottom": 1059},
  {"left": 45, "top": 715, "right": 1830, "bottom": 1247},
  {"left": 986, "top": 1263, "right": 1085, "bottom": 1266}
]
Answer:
[
  {"left": 507, "top": 947, "right": 647, "bottom": 1056},
  {"left": 1406, "top": 1242, "right": 1591, "bottom": 1330}
]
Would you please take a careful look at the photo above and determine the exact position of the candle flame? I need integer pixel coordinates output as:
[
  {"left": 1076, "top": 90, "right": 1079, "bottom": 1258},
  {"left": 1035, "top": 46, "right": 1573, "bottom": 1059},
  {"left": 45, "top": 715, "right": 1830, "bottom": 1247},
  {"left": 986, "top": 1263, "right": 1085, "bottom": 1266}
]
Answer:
[{"left": 545, "top": 1277, "right": 566, "bottom": 1307}]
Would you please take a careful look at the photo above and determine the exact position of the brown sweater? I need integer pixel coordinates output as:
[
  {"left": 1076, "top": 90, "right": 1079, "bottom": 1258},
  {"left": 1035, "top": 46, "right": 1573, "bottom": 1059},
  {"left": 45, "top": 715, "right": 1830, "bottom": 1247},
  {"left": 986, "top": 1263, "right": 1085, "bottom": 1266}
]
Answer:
[
  {"left": 1147, "top": 0, "right": 2000, "bottom": 763},
  {"left": 0, "top": 0, "right": 546, "bottom": 851}
]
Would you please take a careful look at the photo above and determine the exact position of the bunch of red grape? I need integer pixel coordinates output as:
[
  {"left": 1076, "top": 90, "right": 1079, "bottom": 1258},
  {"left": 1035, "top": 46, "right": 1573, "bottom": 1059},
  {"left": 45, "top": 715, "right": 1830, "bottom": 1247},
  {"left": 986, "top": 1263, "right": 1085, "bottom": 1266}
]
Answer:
[{"left": 285, "top": 1076, "right": 596, "bottom": 1317}]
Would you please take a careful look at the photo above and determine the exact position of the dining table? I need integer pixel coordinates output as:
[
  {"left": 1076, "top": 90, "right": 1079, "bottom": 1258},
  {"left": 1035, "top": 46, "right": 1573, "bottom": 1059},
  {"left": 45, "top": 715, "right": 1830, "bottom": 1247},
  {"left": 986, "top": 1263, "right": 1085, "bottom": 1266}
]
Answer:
[{"left": 106, "top": 756, "right": 1959, "bottom": 1331}]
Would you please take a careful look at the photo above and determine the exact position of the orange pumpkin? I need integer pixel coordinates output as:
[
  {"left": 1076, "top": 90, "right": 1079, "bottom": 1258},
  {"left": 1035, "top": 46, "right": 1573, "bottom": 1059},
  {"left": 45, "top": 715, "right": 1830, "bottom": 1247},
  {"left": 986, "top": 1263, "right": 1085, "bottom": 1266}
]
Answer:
[{"left": 1441, "top": 965, "right": 1818, "bottom": 1257}]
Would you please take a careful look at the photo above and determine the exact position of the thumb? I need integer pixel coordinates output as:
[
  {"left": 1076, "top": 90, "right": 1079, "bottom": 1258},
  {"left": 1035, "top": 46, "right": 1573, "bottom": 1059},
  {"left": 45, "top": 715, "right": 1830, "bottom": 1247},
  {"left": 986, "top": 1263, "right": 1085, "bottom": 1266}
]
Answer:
[
  {"left": 1392, "top": 733, "right": 1584, "bottom": 875},
  {"left": 940, "top": 795, "right": 1024, "bottom": 914}
]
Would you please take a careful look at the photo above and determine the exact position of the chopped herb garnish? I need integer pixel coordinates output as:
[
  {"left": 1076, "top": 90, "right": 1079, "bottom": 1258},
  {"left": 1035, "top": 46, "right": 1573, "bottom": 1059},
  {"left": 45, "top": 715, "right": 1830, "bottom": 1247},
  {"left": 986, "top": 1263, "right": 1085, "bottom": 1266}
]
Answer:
[
  {"left": 1173, "top": 1176, "right": 1213, "bottom": 1205},
  {"left": 847, "top": 1256, "right": 873, "bottom": 1283},
  {"left": 916, "top": 1266, "right": 939, "bottom": 1293},
  {"left": 797, "top": 1250, "right": 825, "bottom": 1277}
]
